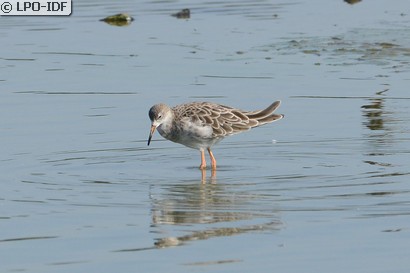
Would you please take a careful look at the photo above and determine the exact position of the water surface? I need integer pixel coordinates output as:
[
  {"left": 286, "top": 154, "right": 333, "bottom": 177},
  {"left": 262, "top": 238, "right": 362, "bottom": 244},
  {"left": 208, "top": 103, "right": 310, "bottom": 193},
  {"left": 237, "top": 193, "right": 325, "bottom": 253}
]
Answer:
[{"left": 1, "top": 0, "right": 410, "bottom": 272}]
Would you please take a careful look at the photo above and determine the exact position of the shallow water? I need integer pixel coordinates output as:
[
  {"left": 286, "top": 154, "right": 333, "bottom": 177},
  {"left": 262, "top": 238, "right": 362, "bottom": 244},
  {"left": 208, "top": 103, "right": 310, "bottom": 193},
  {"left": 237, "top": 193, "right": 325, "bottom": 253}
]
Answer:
[{"left": 1, "top": 0, "right": 410, "bottom": 272}]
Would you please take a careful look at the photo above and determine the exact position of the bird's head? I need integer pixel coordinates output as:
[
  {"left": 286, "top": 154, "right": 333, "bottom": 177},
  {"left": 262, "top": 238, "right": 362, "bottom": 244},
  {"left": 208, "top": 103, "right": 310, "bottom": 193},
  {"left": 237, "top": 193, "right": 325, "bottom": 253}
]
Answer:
[{"left": 147, "top": 104, "right": 172, "bottom": 146}]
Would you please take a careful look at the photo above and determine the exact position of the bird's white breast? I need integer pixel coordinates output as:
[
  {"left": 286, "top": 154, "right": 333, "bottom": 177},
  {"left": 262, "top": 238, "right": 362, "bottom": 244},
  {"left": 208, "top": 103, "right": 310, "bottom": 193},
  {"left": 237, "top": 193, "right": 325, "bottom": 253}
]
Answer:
[{"left": 158, "top": 117, "right": 219, "bottom": 150}]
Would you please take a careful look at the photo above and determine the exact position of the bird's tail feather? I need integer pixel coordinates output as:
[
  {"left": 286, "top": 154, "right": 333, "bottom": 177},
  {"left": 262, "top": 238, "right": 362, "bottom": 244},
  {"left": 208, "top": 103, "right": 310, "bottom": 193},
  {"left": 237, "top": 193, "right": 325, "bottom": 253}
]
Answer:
[{"left": 245, "top": 101, "right": 284, "bottom": 126}]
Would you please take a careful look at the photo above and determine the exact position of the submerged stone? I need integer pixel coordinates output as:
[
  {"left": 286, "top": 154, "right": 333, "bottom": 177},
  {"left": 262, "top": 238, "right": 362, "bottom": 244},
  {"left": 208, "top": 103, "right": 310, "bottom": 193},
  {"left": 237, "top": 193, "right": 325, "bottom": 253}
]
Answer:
[
  {"left": 100, "top": 13, "right": 134, "bottom": 26},
  {"left": 344, "top": 0, "right": 362, "bottom": 4},
  {"left": 171, "top": 8, "right": 190, "bottom": 19}
]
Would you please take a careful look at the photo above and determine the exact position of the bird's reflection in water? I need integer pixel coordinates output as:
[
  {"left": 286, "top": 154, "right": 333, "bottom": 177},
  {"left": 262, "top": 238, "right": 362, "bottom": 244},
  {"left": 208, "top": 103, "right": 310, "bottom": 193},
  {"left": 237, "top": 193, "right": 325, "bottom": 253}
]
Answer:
[
  {"left": 200, "top": 168, "right": 216, "bottom": 184},
  {"left": 154, "top": 221, "right": 280, "bottom": 248},
  {"left": 150, "top": 179, "right": 282, "bottom": 248}
]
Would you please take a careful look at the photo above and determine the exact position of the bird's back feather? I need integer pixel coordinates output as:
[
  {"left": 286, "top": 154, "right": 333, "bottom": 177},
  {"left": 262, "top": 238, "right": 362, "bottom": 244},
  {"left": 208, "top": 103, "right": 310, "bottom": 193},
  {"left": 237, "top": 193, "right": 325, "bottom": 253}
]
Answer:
[{"left": 172, "top": 101, "right": 283, "bottom": 137}]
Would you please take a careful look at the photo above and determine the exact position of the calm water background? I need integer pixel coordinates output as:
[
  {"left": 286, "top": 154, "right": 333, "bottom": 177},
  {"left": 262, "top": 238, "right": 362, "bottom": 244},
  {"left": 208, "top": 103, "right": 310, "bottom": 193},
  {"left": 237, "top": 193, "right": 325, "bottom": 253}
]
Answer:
[{"left": 1, "top": 0, "right": 410, "bottom": 272}]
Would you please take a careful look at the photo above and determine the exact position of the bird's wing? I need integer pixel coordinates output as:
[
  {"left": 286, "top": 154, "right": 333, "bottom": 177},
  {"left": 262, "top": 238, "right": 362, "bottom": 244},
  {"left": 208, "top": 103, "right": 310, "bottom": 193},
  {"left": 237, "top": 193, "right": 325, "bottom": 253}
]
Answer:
[{"left": 174, "top": 102, "right": 258, "bottom": 137}]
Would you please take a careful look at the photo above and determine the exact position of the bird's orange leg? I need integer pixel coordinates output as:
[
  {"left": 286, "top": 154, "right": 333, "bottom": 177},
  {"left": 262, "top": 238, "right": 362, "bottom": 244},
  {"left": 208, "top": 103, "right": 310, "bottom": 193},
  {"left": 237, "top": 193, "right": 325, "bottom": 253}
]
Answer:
[
  {"left": 199, "top": 149, "right": 207, "bottom": 170},
  {"left": 207, "top": 148, "right": 217, "bottom": 170}
]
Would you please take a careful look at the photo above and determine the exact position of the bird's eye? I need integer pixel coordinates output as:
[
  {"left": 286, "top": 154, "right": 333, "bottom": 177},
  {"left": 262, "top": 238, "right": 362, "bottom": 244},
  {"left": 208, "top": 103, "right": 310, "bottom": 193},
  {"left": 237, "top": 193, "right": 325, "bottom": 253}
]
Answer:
[{"left": 158, "top": 114, "right": 162, "bottom": 119}]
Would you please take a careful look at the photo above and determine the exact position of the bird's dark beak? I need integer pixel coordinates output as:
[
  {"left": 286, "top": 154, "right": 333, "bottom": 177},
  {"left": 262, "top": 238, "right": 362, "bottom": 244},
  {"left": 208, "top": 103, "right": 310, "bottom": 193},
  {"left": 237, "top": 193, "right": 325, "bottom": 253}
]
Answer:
[{"left": 147, "top": 124, "right": 157, "bottom": 146}]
